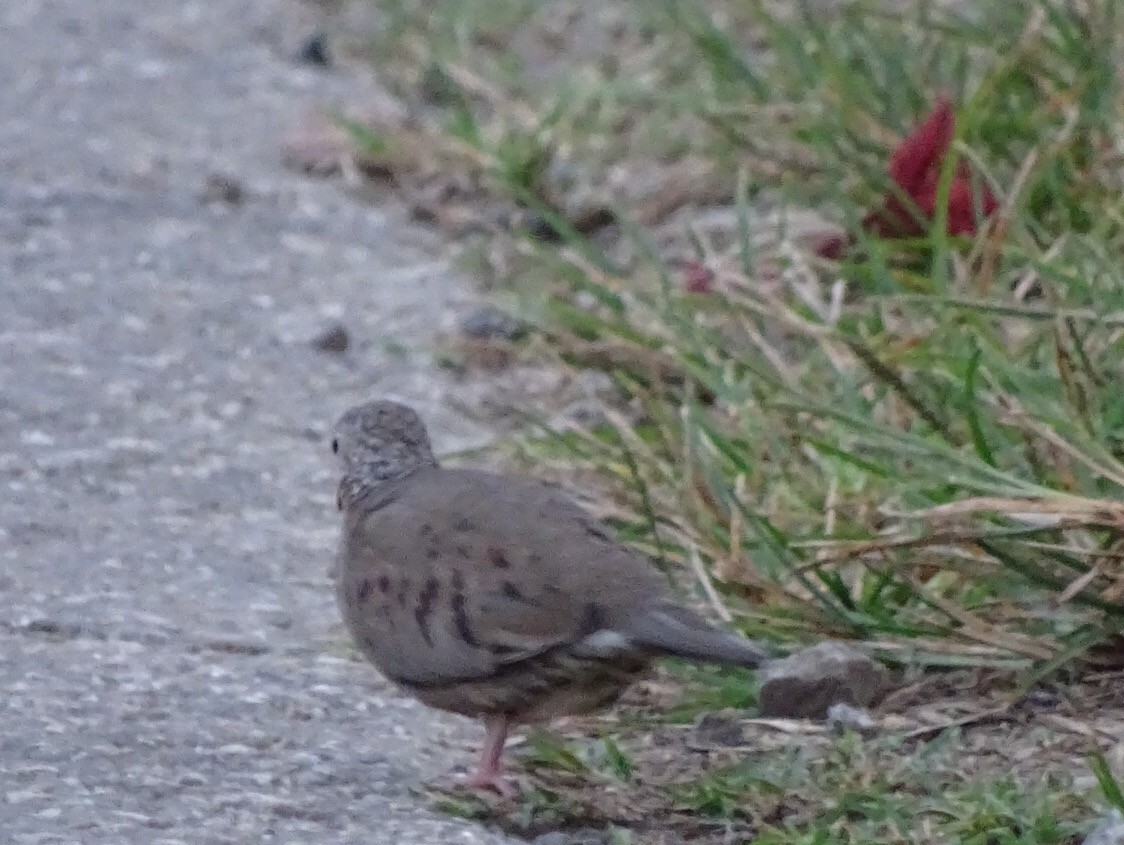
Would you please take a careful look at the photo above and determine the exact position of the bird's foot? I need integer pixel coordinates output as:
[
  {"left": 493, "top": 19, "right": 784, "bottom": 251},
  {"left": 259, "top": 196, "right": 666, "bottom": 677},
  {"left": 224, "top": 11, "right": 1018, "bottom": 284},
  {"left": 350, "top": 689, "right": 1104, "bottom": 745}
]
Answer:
[
  {"left": 464, "top": 769, "right": 518, "bottom": 800},
  {"left": 429, "top": 769, "right": 519, "bottom": 801}
]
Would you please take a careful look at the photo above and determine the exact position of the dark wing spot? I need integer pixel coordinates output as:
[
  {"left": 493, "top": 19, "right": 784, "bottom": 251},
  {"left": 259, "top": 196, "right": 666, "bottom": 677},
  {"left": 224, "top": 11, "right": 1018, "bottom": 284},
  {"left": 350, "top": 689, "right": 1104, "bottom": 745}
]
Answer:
[
  {"left": 450, "top": 570, "right": 479, "bottom": 648},
  {"left": 455, "top": 543, "right": 472, "bottom": 558},
  {"left": 452, "top": 594, "right": 478, "bottom": 647},
  {"left": 377, "top": 575, "right": 391, "bottom": 594},
  {"left": 356, "top": 579, "right": 373, "bottom": 603},
  {"left": 414, "top": 577, "right": 440, "bottom": 647},
  {"left": 488, "top": 547, "right": 512, "bottom": 569},
  {"left": 420, "top": 523, "right": 435, "bottom": 538},
  {"left": 453, "top": 515, "right": 476, "bottom": 532},
  {"left": 425, "top": 545, "right": 440, "bottom": 560},
  {"left": 500, "top": 580, "right": 540, "bottom": 606},
  {"left": 396, "top": 578, "right": 409, "bottom": 607}
]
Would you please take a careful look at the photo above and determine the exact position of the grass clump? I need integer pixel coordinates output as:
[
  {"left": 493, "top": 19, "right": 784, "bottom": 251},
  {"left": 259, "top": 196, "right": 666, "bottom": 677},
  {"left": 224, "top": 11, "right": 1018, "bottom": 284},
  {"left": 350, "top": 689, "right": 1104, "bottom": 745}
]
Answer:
[
  {"left": 345, "top": 0, "right": 1124, "bottom": 837},
  {"left": 358, "top": 0, "right": 1124, "bottom": 671}
]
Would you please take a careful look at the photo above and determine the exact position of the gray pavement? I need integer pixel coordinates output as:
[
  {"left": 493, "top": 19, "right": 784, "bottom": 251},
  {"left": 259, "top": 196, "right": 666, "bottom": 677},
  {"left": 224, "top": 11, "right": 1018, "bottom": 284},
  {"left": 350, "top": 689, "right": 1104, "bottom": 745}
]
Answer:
[{"left": 0, "top": 0, "right": 515, "bottom": 841}]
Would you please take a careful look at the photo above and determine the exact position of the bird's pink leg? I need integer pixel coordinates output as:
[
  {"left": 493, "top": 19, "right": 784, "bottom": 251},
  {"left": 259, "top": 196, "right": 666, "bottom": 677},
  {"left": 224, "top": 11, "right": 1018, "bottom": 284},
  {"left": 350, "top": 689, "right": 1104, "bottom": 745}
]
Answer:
[{"left": 465, "top": 715, "right": 515, "bottom": 798}]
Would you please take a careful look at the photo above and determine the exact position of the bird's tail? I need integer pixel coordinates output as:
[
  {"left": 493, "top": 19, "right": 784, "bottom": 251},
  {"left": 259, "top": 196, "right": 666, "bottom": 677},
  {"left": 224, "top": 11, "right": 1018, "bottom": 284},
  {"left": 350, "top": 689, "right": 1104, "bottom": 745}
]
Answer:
[{"left": 622, "top": 603, "right": 769, "bottom": 668}]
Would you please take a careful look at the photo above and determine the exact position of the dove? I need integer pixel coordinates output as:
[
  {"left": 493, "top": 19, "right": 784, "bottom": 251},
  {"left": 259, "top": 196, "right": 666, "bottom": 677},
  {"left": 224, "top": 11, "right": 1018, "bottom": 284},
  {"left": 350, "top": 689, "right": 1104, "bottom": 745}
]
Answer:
[{"left": 330, "top": 399, "right": 769, "bottom": 796}]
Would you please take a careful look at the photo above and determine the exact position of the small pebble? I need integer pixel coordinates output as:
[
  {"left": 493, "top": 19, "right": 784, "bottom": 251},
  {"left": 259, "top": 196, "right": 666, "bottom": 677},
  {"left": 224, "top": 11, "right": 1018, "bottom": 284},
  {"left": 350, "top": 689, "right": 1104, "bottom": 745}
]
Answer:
[
  {"left": 553, "top": 400, "right": 607, "bottom": 430},
  {"left": 295, "top": 32, "right": 330, "bottom": 67},
  {"left": 1020, "top": 688, "right": 1061, "bottom": 709},
  {"left": 21, "top": 618, "right": 82, "bottom": 640},
  {"left": 201, "top": 173, "right": 245, "bottom": 206},
  {"left": 457, "top": 306, "right": 526, "bottom": 342},
  {"left": 510, "top": 210, "right": 563, "bottom": 244},
  {"left": 574, "top": 291, "right": 598, "bottom": 311},
  {"left": 419, "top": 64, "right": 463, "bottom": 107},
  {"left": 311, "top": 322, "right": 350, "bottom": 354},
  {"left": 826, "top": 702, "right": 878, "bottom": 736}
]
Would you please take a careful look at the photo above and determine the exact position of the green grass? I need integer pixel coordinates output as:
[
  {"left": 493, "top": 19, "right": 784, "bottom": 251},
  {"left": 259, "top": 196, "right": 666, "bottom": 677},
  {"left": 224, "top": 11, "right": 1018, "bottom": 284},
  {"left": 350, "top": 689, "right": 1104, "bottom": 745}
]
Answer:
[
  {"left": 344, "top": 0, "right": 1124, "bottom": 839},
  {"left": 353, "top": 0, "right": 1124, "bottom": 673},
  {"left": 670, "top": 733, "right": 1080, "bottom": 843},
  {"left": 433, "top": 713, "right": 1109, "bottom": 844}
]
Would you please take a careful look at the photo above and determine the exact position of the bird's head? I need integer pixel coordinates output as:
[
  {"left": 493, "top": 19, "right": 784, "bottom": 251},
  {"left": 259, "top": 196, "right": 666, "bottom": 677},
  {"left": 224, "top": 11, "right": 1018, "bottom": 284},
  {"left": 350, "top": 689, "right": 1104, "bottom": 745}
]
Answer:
[{"left": 332, "top": 400, "right": 437, "bottom": 508}]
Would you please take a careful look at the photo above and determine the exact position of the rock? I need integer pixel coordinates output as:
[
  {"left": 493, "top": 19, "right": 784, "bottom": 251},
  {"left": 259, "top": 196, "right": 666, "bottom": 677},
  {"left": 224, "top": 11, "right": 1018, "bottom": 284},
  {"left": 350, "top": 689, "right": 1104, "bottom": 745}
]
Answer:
[
  {"left": 457, "top": 306, "right": 527, "bottom": 342},
  {"left": 826, "top": 702, "right": 878, "bottom": 737},
  {"left": 294, "top": 32, "right": 330, "bottom": 67},
  {"left": 200, "top": 173, "right": 245, "bottom": 206},
  {"left": 1083, "top": 810, "right": 1124, "bottom": 845},
  {"left": 311, "top": 322, "right": 350, "bottom": 354},
  {"left": 546, "top": 370, "right": 621, "bottom": 430},
  {"left": 21, "top": 618, "right": 83, "bottom": 640},
  {"left": 1020, "top": 688, "right": 1061, "bottom": 710},
  {"left": 574, "top": 290, "right": 599, "bottom": 311},
  {"left": 757, "top": 641, "right": 887, "bottom": 719},
  {"left": 517, "top": 211, "right": 565, "bottom": 244},
  {"left": 553, "top": 400, "right": 607, "bottom": 430},
  {"left": 694, "top": 712, "right": 745, "bottom": 747},
  {"left": 418, "top": 64, "right": 464, "bottom": 107}
]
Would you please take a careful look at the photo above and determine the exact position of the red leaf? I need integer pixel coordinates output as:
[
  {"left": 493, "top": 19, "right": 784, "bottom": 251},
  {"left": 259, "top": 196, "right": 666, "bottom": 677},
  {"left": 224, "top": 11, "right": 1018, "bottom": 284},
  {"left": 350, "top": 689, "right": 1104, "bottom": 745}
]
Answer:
[
  {"left": 863, "top": 97, "right": 998, "bottom": 239},
  {"left": 681, "top": 261, "right": 714, "bottom": 293},
  {"left": 888, "top": 95, "right": 955, "bottom": 194},
  {"left": 915, "top": 170, "right": 999, "bottom": 236}
]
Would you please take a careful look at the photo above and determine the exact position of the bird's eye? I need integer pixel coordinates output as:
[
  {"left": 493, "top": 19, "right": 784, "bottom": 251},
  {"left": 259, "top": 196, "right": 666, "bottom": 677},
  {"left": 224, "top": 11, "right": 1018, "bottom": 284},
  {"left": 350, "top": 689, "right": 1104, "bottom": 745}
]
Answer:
[{"left": 331, "top": 438, "right": 339, "bottom": 454}]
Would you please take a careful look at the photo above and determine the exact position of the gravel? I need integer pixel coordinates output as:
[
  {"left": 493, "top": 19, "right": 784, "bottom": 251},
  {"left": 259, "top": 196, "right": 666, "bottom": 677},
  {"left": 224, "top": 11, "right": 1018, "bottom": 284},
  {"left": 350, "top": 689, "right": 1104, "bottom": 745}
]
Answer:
[{"left": 0, "top": 0, "right": 515, "bottom": 841}]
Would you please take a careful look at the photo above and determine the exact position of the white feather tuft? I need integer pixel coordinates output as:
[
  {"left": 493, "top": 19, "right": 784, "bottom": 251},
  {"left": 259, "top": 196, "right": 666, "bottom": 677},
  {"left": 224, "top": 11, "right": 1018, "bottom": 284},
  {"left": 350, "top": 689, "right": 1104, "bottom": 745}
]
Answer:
[{"left": 574, "top": 629, "right": 632, "bottom": 657}]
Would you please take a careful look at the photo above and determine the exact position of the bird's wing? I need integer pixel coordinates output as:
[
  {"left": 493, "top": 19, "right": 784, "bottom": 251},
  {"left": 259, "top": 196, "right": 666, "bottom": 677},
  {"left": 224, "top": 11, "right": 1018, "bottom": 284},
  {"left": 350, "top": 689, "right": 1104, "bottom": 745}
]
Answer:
[{"left": 337, "top": 468, "right": 667, "bottom": 688}]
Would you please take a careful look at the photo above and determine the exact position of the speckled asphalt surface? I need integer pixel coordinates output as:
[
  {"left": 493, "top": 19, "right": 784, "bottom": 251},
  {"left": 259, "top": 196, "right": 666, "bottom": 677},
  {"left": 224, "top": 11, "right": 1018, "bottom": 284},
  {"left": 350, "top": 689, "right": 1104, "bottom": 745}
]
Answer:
[{"left": 0, "top": 1, "right": 516, "bottom": 842}]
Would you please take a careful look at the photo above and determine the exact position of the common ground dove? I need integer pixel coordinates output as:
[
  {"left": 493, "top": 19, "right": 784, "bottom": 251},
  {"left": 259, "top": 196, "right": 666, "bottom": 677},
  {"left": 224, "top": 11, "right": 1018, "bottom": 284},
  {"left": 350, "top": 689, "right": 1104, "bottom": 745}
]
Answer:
[{"left": 331, "top": 400, "right": 768, "bottom": 795}]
